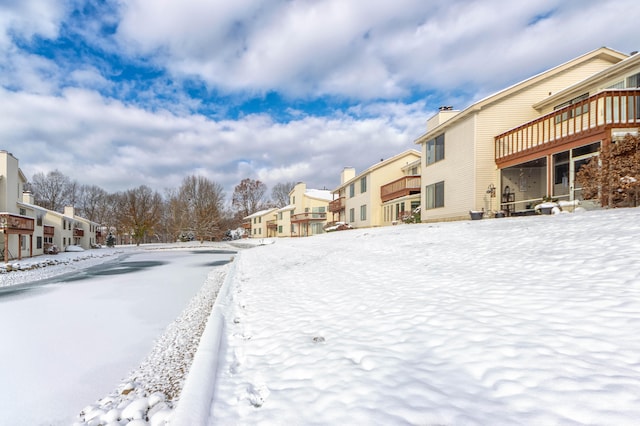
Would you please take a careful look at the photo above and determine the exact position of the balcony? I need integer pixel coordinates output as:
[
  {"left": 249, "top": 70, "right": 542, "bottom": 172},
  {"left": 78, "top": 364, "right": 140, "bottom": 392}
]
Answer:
[
  {"left": 328, "top": 197, "right": 345, "bottom": 213},
  {"left": 291, "top": 212, "right": 327, "bottom": 222},
  {"left": 267, "top": 220, "right": 277, "bottom": 230},
  {"left": 495, "top": 89, "right": 640, "bottom": 166},
  {"left": 0, "top": 213, "right": 35, "bottom": 233},
  {"left": 73, "top": 228, "right": 84, "bottom": 237},
  {"left": 380, "top": 176, "right": 421, "bottom": 203},
  {"left": 44, "top": 225, "right": 55, "bottom": 236}
]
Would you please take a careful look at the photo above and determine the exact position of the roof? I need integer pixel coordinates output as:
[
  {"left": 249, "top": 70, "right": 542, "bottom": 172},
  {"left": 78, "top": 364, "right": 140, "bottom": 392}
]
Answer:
[
  {"left": 333, "top": 149, "right": 421, "bottom": 192},
  {"left": 276, "top": 204, "right": 295, "bottom": 213},
  {"left": 243, "top": 208, "right": 278, "bottom": 220},
  {"left": 305, "top": 188, "right": 332, "bottom": 201},
  {"left": 533, "top": 50, "right": 640, "bottom": 110},
  {"left": 415, "top": 47, "right": 628, "bottom": 144}
]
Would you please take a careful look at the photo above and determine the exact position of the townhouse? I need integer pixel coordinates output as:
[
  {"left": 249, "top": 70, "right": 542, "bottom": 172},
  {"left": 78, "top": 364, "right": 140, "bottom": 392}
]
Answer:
[
  {"left": 329, "top": 149, "right": 421, "bottom": 228},
  {"left": 415, "top": 47, "right": 630, "bottom": 221},
  {"left": 244, "top": 208, "right": 278, "bottom": 238},
  {"left": 282, "top": 182, "right": 332, "bottom": 237},
  {"left": 1, "top": 150, "right": 100, "bottom": 262}
]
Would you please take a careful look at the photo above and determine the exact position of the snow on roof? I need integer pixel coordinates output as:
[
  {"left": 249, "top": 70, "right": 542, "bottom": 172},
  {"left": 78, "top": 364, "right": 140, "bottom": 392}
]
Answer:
[
  {"left": 243, "top": 208, "right": 278, "bottom": 220},
  {"left": 305, "top": 189, "right": 332, "bottom": 201}
]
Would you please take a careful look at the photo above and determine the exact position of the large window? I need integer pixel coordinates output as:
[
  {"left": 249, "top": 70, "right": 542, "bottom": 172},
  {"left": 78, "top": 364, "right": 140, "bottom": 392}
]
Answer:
[
  {"left": 349, "top": 183, "right": 355, "bottom": 198},
  {"left": 554, "top": 93, "right": 589, "bottom": 123},
  {"left": 360, "top": 205, "right": 367, "bottom": 221},
  {"left": 360, "top": 177, "right": 367, "bottom": 193},
  {"left": 426, "top": 134, "right": 445, "bottom": 165},
  {"left": 425, "top": 181, "right": 444, "bottom": 209},
  {"left": 627, "top": 72, "right": 640, "bottom": 88}
]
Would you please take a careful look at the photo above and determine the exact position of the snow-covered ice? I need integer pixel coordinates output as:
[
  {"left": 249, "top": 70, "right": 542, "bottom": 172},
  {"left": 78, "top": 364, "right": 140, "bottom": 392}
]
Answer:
[
  {"left": 204, "top": 207, "right": 640, "bottom": 425},
  {"left": 0, "top": 244, "right": 234, "bottom": 426}
]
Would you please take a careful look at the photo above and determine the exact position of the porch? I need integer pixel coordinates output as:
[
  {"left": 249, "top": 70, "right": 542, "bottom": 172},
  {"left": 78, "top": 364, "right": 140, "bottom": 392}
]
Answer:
[
  {"left": 290, "top": 212, "right": 327, "bottom": 237},
  {"left": 494, "top": 89, "right": 640, "bottom": 215},
  {"left": 380, "top": 176, "right": 421, "bottom": 203},
  {"left": 1, "top": 213, "right": 35, "bottom": 262},
  {"left": 495, "top": 89, "right": 640, "bottom": 167}
]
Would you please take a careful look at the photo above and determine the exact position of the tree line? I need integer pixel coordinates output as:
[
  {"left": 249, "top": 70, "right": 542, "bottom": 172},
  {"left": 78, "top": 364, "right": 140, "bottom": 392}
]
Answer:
[{"left": 26, "top": 172, "right": 296, "bottom": 245}]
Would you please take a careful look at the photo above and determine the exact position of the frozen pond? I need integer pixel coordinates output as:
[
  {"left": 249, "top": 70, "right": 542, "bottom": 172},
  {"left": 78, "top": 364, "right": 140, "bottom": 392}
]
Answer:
[{"left": 0, "top": 248, "right": 234, "bottom": 426}]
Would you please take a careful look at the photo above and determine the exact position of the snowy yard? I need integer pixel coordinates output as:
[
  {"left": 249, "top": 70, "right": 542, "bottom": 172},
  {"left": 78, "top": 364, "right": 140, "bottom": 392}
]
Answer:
[{"left": 205, "top": 207, "right": 640, "bottom": 425}]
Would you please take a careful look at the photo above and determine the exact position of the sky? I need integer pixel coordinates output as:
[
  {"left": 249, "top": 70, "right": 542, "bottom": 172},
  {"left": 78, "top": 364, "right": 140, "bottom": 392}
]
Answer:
[{"left": 1, "top": 0, "right": 639, "bottom": 201}]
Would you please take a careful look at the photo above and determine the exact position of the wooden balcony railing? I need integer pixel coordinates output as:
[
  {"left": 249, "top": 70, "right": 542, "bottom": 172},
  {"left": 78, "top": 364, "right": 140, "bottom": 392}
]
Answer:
[
  {"left": 44, "top": 225, "right": 54, "bottom": 236},
  {"left": 73, "top": 228, "right": 84, "bottom": 237},
  {"left": 381, "top": 176, "right": 421, "bottom": 203},
  {"left": 496, "top": 89, "right": 640, "bottom": 166},
  {"left": 291, "top": 212, "right": 327, "bottom": 222},
  {"left": 329, "top": 197, "right": 345, "bottom": 213},
  {"left": 0, "top": 213, "right": 34, "bottom": 233},
  {"left": 267, "top": 220, "right": 277, "bottom": 230}
]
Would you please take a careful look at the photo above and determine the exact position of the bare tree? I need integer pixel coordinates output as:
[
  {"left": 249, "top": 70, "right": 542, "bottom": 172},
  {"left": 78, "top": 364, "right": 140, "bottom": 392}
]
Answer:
[
  {"left": 271, "top": 181, "right": 296, "bottom": 207},
  {"left": 232, "top": 178, "right": 267, "bottom": 218},
  {"left": 76, "top": 184, "right": 108, "bottom": 222},
  {"left": 116, "top": 185, "right": 163, "bottom": 245},
  {"left": 30, "top": 170, "right": 77, "bottom": 212},
  {"left": 170, "top": 175, "right": 225, "bottom": 242}
]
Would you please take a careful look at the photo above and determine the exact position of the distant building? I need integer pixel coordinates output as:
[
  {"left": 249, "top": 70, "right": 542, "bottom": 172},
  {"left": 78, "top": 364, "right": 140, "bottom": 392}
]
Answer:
[
  {"left": 1, "top": 150, "right": 100, "bottom": 262},
  {"left": 330, "top": 149, "right": 421, "bottom": 228}
]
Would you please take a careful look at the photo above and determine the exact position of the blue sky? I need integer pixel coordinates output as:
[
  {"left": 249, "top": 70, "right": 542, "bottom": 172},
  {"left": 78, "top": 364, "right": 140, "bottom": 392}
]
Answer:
[{"left": 1, "top": 0, "right": 638, "bottom": 200}]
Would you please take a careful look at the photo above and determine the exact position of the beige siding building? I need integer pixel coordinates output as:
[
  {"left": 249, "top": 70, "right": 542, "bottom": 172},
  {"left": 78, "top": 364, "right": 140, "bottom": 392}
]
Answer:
[
  {"left": 1, "top": 151, "right": 36, "bottom": 262},
  {"left": 1, "top": 150, "right": 100, "bottom": 261},
  {"left": 330, "top": 149, "right": 421, "bottom": 228},
  {"left": 415, "top": 47, "right": 628, "bottom": 221},
  {"left": 496, "top": 50, "right": 640, "bottom": 211},
  {"left": 287, "top": 182, "right": 332, "bottom": 237},
  {"left": 244, "top": 208, "right": 278, "bottom": 238}
]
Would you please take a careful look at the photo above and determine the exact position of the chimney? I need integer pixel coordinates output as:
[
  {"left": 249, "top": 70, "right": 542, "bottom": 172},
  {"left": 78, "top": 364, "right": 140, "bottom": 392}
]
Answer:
[
  {"left": 22, "top": 191, "right": 34, "bottom": 204},
  {"left": 341, "top": 167, "right": 356, "bottom": 184},
  {"left": 64, "top": 206, "right": 75, "bottom": 217}
]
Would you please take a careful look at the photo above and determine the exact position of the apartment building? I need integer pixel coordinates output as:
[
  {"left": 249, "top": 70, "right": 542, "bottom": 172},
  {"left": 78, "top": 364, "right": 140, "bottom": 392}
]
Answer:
[
  {"left": 415, "top": 47, "right": 629, "bottom": 221},
  {"left": 244, "top": 208, "right": 278, "bottom": 238},
  {"left": 284, "top": 182, "right": 332, "bottom": 237},
  {"left": 330, "top": 149, "right": 421, "bottom": 228},
  {"left": 1, "top": 150, "right": 100, "bottom": 262}
]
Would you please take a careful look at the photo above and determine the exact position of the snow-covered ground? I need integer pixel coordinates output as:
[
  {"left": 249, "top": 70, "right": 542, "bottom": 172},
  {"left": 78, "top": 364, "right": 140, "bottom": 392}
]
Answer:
[
  {"left": 3, "top": 208, "right": 640, "bottom": 425},
  {"left": 201, "top": 207, "right": 640, "bottom": 425}
]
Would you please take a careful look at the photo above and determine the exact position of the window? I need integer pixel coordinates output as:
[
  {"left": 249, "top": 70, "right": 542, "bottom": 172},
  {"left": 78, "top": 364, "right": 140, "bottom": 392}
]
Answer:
[
  {"left": 554, "top": 93, "right": 589, "bottom": 123},
  {"left": 426, "top": 134, "right": 445, "bottom": 165},
  {"left": 360, "top": 177, "right": 367, "bottom": 193},
  {"left": 37, "top": 237, "right": 42, "bottom": 249},
  {"left": 627, "top": 72, "right": 640, "bottom": 88},
  {"left": 425, "top": 181, "right": 444, "bottom": 209},
  {"left": 292, "top": 196, "right": 296, "bottom": 204},
  {"left": 349, "top": 208, "right": 355, "bottom": 222},
  {"left": 278, "top": 212, "right": 283, "bottom": 220},
  {"left": 278, "top": 225, "right": 283, "bottom": 233},
  {"left": 410, "top": 166, "right": 418, "bottom": 175},
  {"left": 349, "top": 183, "right": 355, "bottom": 198},
  {"left": 19, "top": 208, "right": 26, "bottom": 216},
  {"left": 360, "top": 205, "right": 367, "bottom": 221}
]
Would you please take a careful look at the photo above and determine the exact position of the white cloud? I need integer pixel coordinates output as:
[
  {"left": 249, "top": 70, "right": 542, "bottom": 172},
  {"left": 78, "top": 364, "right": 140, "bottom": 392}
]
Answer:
[
  {"left": 113, "top": 0, "right": 640, "bottom": 101},
  {"left": 1, "top": 87, "right": 427, "bottom": 198}
]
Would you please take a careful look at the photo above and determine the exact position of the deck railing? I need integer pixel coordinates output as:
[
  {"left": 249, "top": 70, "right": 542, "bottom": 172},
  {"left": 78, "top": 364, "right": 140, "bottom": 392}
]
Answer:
[
  {"left": 380, "top": 176, "right": 421, "bottom": 203},
  {"left": 44, "top": 225, "right": 55, "bottom": 236},
  {"left": 328, "top": 197, "right": 345, "bottom": 213},
  {"left": 0, "top": 213, "right": 34, "bottom": 231},
  {"left": 291, "top": 212, "right": 327, "bottom": 222},
  {"left": 495, "top": 89, "right": 640, "bottom": 164},
  {"left": 73, "top": 228, "right": 85, "bottom": 237}
]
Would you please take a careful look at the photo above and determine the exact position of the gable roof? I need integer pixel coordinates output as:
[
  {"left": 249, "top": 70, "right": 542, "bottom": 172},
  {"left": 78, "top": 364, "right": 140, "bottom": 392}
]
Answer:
[
  {"left": 533, "top": 50, "right": 640, "bottom": 111},
  {"left": 243, "top": 208, "right": 278, "bottom": 220},
  {"left": 415, "top": 47, "right": 628, "bottom": 144}
]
